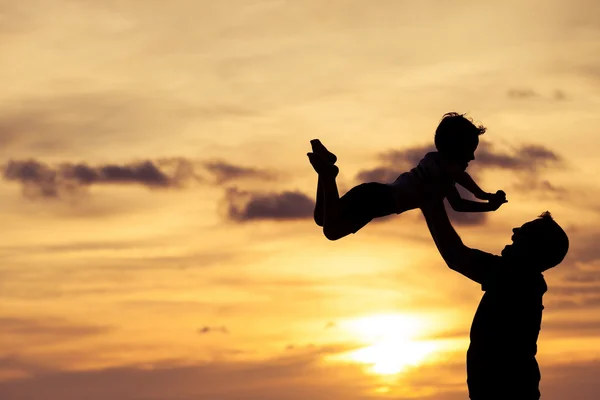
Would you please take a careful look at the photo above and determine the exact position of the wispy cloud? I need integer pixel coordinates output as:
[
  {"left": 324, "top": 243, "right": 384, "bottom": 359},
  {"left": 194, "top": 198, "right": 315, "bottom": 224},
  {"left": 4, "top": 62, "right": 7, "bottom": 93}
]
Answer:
[
  {"left": 203, "top": 160, "right": 278, "bottom": 184},
  {"left": 0, "top": 317, "right": 111, "bottom": 347},
  {"left": 507, "top": 88, "right": 568, "bottom": 101},
  {"left": 3, "top": 157, "right": 278, "bottom": 200},
  {"left": 198, "top": 326, "right": 229, "bottom": 335}
]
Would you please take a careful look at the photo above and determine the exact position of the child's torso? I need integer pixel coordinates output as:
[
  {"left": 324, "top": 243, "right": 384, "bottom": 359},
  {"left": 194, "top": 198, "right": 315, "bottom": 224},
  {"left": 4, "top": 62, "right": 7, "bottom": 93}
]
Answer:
[{"left": 388, "top": 151, "right": 458, "bottom": 212}]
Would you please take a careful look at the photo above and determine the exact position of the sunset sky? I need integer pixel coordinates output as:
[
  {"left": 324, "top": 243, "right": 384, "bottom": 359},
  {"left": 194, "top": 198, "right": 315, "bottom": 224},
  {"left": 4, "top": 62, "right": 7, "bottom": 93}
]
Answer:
[{"left": 1, "top": 1, "right": 600, "bottom": 399}]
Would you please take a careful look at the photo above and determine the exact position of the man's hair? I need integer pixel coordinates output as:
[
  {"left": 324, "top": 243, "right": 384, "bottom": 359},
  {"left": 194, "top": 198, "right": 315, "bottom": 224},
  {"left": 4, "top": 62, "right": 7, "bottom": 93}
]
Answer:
[
  {"left": 534, "top": 211, "right": 569, "bottom": 271},
  {"left": 434, "top": 112, "right": 486, "bottom": 154}
]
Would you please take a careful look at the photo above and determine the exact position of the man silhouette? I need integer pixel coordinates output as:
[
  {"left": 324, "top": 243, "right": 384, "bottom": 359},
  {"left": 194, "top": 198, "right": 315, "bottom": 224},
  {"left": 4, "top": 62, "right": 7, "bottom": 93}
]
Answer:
[{"left": 420, "top": 199, "right": 569, "bottom": 400}]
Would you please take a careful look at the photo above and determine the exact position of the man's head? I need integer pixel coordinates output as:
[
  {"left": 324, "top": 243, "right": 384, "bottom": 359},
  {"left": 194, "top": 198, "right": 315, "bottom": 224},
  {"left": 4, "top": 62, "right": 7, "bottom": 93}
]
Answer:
[
  {"left": 501, "top": 211, "right": 569, "bottom": 272},
  {"left": 434, "top": 112, "right": 486, "bottom": 170}
]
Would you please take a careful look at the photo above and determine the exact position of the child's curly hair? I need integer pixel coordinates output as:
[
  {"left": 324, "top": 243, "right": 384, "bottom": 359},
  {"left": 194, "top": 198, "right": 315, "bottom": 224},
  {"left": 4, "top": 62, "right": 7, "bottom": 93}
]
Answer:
[{"left": 434, "top": 112, "right": 486, "bottom": 154}]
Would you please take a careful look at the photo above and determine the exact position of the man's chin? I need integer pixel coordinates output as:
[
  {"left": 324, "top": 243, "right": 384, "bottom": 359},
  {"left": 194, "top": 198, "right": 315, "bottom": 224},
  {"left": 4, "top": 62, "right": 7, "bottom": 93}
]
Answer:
[{"left": 501, "top": 245, "right": 512, "bottom": 257}]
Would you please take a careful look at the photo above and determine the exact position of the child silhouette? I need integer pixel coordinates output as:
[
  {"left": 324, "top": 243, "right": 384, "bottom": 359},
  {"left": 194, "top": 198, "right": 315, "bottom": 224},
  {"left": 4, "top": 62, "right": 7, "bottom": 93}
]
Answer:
[{"left": 308, "top": 112, "right": 507, "bottom": 241}]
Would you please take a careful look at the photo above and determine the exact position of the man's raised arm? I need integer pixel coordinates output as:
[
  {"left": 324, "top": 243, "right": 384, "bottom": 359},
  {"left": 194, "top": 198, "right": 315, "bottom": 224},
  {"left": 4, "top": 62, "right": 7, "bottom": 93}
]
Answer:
[{"left": 420, "top": 200, "right": 487, "bottom": 284}]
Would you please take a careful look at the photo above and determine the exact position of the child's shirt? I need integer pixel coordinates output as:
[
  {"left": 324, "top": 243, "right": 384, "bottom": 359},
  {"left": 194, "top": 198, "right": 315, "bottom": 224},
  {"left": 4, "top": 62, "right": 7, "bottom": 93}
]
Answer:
[{"left": 388, "top": 151, "right": 458, "bottom": 213}]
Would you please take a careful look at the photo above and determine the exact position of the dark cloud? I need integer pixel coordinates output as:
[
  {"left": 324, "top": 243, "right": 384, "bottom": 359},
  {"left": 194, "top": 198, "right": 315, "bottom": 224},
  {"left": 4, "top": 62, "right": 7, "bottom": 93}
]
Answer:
[
  {"left": 203, "top": 160, "right": 277, "bottom": 184},
  {"left": 3, "top": 159, "right": 183, "bottom": 198},
  {"left": 3, "top": 157, "right": 277, "bottom": 199},
  {"left": 198, "top": 326, "right": 229, "bottom": 335},
  {"left": 224, "top": 188, "right": 314, "bottom": 221},
  {"left": 474, "top": 142, "right": 562, "bottom": 171}
]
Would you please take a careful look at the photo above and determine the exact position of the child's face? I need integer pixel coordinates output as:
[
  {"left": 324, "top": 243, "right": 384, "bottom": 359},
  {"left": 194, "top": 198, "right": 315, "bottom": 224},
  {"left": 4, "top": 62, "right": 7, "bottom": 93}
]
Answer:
[{"left": 451, "top": 135, "right": 479, "bottom": 170}]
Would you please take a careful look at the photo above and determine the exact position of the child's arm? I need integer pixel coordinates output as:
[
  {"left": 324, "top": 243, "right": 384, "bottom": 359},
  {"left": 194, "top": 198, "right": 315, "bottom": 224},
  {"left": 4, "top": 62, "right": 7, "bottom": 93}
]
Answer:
[
  {"left": 454, "top": 171, "right": 491, "bottom": 200},
  {"left": 446, "top": 186, "right": 506, "bottom": 213}
]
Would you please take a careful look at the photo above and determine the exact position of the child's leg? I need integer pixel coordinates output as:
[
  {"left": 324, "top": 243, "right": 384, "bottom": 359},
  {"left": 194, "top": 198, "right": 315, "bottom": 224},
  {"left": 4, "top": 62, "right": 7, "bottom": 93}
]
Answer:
[
  {"left": 307, "top": 152, "right": 350, "bottom": 240},
  {"left": 310, "top": 139, "right": 337, "bottom": 227},
  {"left": 313, "top": 177, "right": 328, "bottom": 227},
  {"left": 308, "top": 152, "right": 396, "bottom": 241}
]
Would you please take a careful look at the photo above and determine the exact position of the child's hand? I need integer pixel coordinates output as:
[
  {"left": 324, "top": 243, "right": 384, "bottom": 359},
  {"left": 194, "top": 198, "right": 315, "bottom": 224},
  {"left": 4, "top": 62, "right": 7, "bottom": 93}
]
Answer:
[
  {"left": 491, "top": 190, "right": 507, "bottom": 202},
  {"left": 488, "top": 190, "right": 507, "bottom": 211}
]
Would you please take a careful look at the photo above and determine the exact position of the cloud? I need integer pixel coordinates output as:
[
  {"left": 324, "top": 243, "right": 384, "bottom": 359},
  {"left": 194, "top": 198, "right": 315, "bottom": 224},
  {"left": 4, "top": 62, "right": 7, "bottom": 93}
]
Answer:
[
  {"left": 507, "top": 88, "right": 568, "bottom": 101},
  {"left": 1, "top": 347, "right": 600, "bottom": 400},
  {"left": 0, "top": 317, "right": 111, "bottom": 348},
  {"left": 540, "top": 230, "right": 600, "bottom": 310},
  {"left": 541, "top": 318, "right": 600, "bottom": 335},
  {"left": 203, "top": 160, "right": 277, "bottom": 184},
  {"left": 513, "top": 178, "right": 567, "bottom": 198},
  {"left": 507, "top": 88, "right": 540, "bottom": 99},
  {"left": 224, "top": 187, "right": 314, "bottom": 221},
  {"left": 0, "top": 345, "right": 382, "bottom": 400},
  {"left": 474, "top": 142, "right": 563, "bottom": 172},
  {"left": 552, "top": 231, "right": 600, "bottom": 284},
  {"left": 198, "top": 326, "right": 229, "bottom": 335},
  {"left": 3, "top": 157, "right": 279, "bottom": 199},
  {"left": 3, "top": 159, "right": 186, "bottom": 198}
]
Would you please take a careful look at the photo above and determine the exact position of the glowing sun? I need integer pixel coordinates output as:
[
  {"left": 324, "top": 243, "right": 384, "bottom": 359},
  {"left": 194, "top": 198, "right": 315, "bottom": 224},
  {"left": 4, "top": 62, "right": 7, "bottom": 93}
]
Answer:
[{"left": 333, "top": 314, "right": 440, "bottom": 375}]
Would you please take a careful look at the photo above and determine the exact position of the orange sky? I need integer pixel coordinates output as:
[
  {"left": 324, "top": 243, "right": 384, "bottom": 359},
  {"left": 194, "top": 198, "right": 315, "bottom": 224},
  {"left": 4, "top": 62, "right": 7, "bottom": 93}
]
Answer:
[{"left": 1, "top": 1, "right": 600, "bottom": 399}]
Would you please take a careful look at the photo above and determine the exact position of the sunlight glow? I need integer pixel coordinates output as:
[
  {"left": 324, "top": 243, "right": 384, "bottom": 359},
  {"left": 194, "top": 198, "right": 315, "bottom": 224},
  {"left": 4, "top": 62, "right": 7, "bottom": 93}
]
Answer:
[
  {"left": 350, "top": 339, "right": 438, "bottom": 375},
  {"left": 334, "top": 314, "right": 441, "bottom": 375}
]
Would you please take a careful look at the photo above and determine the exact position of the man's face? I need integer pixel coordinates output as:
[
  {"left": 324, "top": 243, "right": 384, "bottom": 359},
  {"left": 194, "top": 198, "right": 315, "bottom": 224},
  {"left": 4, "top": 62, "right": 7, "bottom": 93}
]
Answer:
[{"left": 501, "top": 220, "right": 540, "bottom": 259}]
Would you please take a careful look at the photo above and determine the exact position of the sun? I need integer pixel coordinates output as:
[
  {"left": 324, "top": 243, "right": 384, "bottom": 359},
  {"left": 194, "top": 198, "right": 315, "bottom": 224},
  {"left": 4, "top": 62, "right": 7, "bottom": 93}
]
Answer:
[
  {"left": 349, "top": 338, "right": 438, "bottom": 375},
  {"left": 331, "top": 314, "right": 440, "bottom": 375}
]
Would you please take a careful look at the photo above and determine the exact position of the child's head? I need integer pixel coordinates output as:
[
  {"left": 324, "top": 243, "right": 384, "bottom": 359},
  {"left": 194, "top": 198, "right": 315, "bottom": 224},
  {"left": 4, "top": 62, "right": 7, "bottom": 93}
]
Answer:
[{"left": 434, "top": 112, "right": 486, "bottom": 167}]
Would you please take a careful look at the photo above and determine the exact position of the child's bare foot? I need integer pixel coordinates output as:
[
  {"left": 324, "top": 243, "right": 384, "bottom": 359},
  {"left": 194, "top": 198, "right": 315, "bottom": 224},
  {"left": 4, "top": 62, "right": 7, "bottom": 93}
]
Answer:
[
  {"left": 310, "top": 139, "right": 337, "bottom": 164},
  {"left": 307, "top": 152, "right": 339, "bottom": 177}
]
